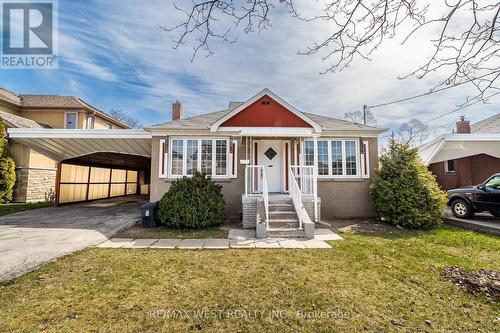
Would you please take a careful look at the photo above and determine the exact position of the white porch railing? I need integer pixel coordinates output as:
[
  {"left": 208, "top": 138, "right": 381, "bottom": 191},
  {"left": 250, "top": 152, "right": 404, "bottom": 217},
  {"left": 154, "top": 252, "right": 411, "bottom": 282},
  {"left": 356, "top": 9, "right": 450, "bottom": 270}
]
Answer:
[
  {"left": 288, "top": 167, "right": 304, "bottom": 229},
  {"left": 289, "top": 165, "right": 318, "bottom": 222},
  {"left": 245, "top": 165, "right": 269, "bottom": 227}
]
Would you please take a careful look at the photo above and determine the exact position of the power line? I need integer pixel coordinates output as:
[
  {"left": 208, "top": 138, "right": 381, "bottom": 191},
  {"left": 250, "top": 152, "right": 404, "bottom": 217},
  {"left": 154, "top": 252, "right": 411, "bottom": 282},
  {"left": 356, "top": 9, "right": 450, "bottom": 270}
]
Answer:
[
  {"left": 422, "top": 91, "right": 500, "bottom": 124},
  {"left": 368, "top": 71, "right": 500, "bottom": 109},
  {"left": 378, "top": 90, "right": 500, "bottom": 139}
]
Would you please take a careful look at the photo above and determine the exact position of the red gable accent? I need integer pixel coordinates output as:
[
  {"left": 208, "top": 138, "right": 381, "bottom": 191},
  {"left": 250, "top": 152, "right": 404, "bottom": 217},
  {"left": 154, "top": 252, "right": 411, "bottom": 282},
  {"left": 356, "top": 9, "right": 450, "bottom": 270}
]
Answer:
[{"left": 220, "top": 95, "right": 312, "bottom": 128}]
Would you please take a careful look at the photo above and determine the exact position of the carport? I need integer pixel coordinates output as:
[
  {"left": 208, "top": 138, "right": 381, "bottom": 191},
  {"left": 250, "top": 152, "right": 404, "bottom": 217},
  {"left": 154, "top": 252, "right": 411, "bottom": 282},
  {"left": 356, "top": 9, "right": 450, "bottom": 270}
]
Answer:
[{"left": 7, "top": 128, "right": 152, "bottom": 204}]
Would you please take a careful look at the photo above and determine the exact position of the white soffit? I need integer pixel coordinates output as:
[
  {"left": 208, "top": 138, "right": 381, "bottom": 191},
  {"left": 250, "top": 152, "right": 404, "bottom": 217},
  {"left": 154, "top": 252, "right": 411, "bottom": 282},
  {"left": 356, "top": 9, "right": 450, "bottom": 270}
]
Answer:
[
  {"left": 7, "top": 128, "right": 152, "bottom": 161},
  {"left": 419, "top": 134, "right": 500, "bottom": 164}
]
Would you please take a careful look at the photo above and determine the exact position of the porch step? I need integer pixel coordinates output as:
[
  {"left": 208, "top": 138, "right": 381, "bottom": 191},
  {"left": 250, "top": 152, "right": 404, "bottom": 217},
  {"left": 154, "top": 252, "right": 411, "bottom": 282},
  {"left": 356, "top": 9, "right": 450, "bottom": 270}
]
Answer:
[
  {"left": 269, "top": 211, "right": 297, "bottom": 219},
  {"left": 267, "top": 228, "right": 306, "bottom": 238},
  {"left": 268, "top": 198, "right": 293, "bottom": 205},
  {"left": 269, "top": 203, "right": 294, "bottom": 212},
  {"left": 268, "top": 218, "right": 300, "bottom": 229}
]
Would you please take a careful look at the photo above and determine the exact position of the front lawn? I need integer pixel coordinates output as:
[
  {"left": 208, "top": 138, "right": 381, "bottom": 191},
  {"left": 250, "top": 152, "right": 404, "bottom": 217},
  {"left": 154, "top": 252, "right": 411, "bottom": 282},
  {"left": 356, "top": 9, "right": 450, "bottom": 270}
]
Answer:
[
  {"left": 0, "top": 226, "right": 498, "bottom": 332},
  {"left": 0, "top": 202, "right": 52, "bottom": 217}
]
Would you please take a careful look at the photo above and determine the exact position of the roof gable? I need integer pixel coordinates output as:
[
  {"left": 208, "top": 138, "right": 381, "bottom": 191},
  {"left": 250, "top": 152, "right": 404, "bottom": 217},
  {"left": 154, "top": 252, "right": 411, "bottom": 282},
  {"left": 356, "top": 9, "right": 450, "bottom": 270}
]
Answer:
[
  {"left": 211, "top": 89, "right": 322, "bottom": 132},
  {"left": 220, "top": 95, "right": 312, "bottom": 128}
]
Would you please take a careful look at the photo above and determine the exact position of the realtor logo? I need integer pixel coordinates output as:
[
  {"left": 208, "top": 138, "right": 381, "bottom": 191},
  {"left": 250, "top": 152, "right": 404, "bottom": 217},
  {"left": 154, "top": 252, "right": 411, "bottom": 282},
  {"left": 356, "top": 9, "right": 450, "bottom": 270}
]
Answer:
[{"left": 1, "top": 0, "right": 58, "bottom": 68}]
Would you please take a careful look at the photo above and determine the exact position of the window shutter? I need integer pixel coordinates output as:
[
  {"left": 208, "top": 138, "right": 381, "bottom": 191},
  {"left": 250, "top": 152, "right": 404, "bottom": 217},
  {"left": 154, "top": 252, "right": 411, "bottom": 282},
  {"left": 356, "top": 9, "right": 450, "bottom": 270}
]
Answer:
[
  {"left": 230, "top": 139, "right": 238, "bottom": 177},
  {"left": 361, "top": 140, "right": 370, "bottom": 178},
  {"left": 159, "top": 139, "right": 167, "bottom": 178}
]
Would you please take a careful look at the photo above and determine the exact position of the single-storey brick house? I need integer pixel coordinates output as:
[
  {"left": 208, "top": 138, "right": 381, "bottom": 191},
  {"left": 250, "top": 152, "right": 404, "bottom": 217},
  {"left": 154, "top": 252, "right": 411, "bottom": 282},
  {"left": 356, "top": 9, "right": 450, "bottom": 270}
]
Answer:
[
  {"left": 9, "top": 89, "right": 385, "bottom": 238},
  {"left": 147, "top": 89, "right": 385, "bottom": 232},
  {"left": 419, "top": 114, "right": 500, "bottom": 190}
]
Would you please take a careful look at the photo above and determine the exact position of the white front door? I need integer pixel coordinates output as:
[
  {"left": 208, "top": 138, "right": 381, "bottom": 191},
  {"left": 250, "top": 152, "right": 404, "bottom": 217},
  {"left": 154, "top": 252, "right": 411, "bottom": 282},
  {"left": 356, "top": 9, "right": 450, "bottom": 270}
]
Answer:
[{"left": 257, "top": 140, "right": 283, "bottom": 192}]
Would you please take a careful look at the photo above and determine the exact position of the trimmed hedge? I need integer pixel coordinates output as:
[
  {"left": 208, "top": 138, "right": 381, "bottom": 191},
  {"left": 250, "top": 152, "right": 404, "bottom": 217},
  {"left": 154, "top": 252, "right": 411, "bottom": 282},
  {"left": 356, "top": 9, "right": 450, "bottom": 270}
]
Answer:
[
  {"left": 0, "top": 119, "right": 15, "bottom": 203},
  {"left": 156, "top": 172, "right": 225, "bottom": 229},
  {"left": 369, "top": 140, "right": 447, "bottom": 229}
]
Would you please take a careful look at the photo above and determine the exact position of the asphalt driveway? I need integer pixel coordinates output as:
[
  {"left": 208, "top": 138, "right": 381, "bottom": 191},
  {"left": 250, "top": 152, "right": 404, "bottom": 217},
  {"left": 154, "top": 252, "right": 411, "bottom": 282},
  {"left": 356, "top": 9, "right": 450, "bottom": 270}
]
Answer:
[{"left": 0, "top": 196, "right": 145, "bottom": 282}]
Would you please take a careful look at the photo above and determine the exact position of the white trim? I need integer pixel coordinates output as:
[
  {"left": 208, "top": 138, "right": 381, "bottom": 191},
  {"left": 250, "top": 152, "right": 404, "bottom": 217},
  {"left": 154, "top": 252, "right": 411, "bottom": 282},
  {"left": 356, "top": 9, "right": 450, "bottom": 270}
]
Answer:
[
  {"left": 64, "top": 112, "right": 78, "bottom": 129},
  {"left": 362, "top": 140, "right": 370, "bottom": 179},
  {"left": 217, "top": 127, "right": 315, "bottom": 137},
  {"left": 159, "top": 139, "right": 166, "bottom": 178},
  {"left": 444, "top": 159, "right": 456, "bottom": 173},
  {"left": 230, "top": 139, "right": 238, "bottom": 178},
  {"left": 86, "top": 115, "right": 95, "bottom": 129},
  {"left": 167, "top": 137, "right": 231, "bottom": 179},
  {"left": 419, "top": 133, "right": 500, "bottom": 165},
  {"left": 8, "top": 128, "right": 152, "bottom": 139},
  {"left": 210, "top": 88, "right": 323, "bottom": 133},
  {"left": 305, "top": 138, "right": 361, "bottom": 179}
]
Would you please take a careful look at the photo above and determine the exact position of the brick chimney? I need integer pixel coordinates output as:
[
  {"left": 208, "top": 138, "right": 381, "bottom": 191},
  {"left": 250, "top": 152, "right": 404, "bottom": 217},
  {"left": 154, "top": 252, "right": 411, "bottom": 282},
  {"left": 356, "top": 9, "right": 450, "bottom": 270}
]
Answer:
[
  {"left": 172, "top": 100, "right": 181, "bottom": 121},
  {"left": 456, "top": 115, "right": 470, "bottom": 134}
]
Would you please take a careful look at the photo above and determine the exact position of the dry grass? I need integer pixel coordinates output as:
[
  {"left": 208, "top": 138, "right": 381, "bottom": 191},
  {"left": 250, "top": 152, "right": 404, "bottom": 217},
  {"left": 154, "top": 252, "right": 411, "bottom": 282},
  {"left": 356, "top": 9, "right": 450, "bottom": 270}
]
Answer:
[
  {"left": 114, "top": 224, "right": 228, "bottom": 239},
  {"left": 0, "top": 202, "right": 52, "bottom": 217},
  {"left": 0, "top": 226, "right": 499, "bottom": 332}
]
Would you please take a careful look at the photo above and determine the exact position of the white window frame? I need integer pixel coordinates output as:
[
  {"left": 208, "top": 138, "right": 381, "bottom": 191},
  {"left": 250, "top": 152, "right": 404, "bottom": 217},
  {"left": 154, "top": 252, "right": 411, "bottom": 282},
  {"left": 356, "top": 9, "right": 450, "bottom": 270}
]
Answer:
[
  {"left": 86, "top": 116, "right": 95, "bottom": 129},
  {"left": 230, "top": 139, "right": 238, "bottom": 178},
  {"left": 158, "top": 139, "right": 167, "bottom": 178},
  {"left": 361, "top": 140, "right": 370, "bottom": 179},
  {"left": 168, "top": 137, "right": 231, "bottom": 179},
  {"left": 444, "top": 159, "right": 456, "bottom": 173},
  {"left": 64, "top": 112, "right": 78, "bottom": 129},
  {"left": 304, "top": 138, "right": 361, "bottom": 179}
]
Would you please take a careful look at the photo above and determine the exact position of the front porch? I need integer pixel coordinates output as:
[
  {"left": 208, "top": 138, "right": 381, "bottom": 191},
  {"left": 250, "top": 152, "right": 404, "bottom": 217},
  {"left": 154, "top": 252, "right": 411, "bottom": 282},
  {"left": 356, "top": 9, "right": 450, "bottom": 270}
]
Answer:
[{"left": 241, "top": 162, "right": 319, "bottom": 239}]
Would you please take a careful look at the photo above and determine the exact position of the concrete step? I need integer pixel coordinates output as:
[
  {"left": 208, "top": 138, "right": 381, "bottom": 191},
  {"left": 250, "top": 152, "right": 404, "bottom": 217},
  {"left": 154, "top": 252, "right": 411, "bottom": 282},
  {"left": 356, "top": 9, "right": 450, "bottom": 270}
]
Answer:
[
  {"left": 269, "top": 203, "right": 294, "bottom": 212},
  {"left": 269, "top": 211, "right": 297, "bottom": 218},
  {"left": 268, "top": 220, "right": 300, "bottom": 229},
  {"left": 268, "top": 198, "right": 293, "bottom": 205},
  {"left": 267, "top": 228, "right": 306, "bottom": 238}
]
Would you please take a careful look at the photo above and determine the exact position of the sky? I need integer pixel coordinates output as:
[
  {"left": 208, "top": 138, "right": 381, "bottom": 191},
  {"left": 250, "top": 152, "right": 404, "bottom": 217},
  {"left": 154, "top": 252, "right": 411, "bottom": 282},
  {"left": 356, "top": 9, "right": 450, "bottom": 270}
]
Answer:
[{"left": 0, "top": 0, "right": 498, "bottom": 142}]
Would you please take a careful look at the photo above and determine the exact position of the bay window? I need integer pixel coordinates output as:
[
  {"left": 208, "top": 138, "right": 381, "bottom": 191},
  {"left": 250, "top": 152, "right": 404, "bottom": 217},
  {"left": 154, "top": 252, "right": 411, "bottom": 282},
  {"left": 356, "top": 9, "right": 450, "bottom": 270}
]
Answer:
[
  {"left": 186, "top": 140, "right": 198, "bottom": 175},
  {"left": 171, "top": 139, "right": 184, "bottom": 176},
  {"left": 304, "top": 139, "right": 360, "bottom": 177},
  {"left": 169, "top": 138, "right": 230, "bottom": 178}
]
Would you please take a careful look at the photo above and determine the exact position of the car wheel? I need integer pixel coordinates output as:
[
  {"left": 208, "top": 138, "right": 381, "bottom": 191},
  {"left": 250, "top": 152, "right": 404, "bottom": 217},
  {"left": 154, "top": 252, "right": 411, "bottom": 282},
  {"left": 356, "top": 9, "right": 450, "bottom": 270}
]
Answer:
[
  {"left": 491, "top": 211, "right": 500, "bottom": 218},
  {"left": 451, "top": 199, "right": 473, "bottom": 219}
]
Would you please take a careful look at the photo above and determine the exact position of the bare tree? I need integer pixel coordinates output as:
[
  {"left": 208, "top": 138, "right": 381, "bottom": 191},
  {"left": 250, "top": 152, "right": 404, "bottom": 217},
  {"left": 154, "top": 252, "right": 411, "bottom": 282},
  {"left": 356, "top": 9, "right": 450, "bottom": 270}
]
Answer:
[
  {"left": 163, "top": 1, "right": 500, "bottom": 103},
  {"left": 108, "top": 109, "right": 142, "bottom": 128},
  {"left": 397, "top": 118, "right": 430, "bottom": 145},
  {"left": 344, "top": 109, "right": 377, "bottom": 125}
]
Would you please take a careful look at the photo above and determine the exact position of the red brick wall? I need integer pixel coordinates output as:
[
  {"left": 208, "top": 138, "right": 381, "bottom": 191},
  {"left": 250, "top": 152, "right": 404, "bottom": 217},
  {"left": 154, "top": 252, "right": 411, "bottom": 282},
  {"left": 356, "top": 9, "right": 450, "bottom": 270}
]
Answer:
[{"left": 429, "top": 154, "right": 500, "bottom": 190}]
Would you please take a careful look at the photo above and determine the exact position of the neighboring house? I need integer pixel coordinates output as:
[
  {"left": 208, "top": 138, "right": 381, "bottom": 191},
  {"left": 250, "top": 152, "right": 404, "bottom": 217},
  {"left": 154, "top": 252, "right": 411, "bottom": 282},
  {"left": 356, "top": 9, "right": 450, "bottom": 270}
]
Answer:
[
  {"left": 8, "top": 88, "right": 386, "bottom": 237},
  {"left": 419, "top": 115, "right": 500, "bottom": 190},
  {"left": 0, "top": 87, "right": 130, "bottom": 203}
]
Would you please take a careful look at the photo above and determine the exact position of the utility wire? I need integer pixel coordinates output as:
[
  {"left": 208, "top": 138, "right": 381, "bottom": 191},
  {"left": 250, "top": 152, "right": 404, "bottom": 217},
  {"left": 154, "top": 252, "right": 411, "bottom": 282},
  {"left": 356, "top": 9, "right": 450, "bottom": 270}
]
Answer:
[
  {"left": 367, "top": 71, "right": 500, "bottom": 109},
  {"left": 378, "top": 90, "right": 500, "bottom": 140},
  {"left": 422, "top": 90, "right": 500, "bottom": 124}
]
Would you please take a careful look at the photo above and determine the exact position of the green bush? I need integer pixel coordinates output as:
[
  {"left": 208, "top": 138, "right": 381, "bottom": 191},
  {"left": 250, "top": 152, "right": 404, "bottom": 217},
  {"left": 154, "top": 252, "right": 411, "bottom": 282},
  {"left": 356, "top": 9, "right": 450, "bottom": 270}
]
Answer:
[
  {"left": 156, "top": 172, "right": 225, "bottom": 229},
  {"left": 369, "top": 140, "right": 447, "bottom": 229},
  {"left": 0, "top": 119, "right": 15, "bottom": 203}
]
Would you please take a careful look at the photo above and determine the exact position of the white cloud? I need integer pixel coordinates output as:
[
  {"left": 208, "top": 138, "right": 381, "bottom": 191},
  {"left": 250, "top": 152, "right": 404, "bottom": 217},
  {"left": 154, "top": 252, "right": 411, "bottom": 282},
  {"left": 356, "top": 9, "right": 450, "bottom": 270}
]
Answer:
[{"left": 51, "top": 0, "right": 498, "bottom": 133}]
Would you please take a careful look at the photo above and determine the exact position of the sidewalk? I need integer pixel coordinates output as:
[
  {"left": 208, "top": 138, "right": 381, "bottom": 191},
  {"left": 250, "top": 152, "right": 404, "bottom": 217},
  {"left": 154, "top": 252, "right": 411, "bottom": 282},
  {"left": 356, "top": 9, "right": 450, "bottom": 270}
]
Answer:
[{"left": 97, "top": 228, "right": 343, "bottom": 249}]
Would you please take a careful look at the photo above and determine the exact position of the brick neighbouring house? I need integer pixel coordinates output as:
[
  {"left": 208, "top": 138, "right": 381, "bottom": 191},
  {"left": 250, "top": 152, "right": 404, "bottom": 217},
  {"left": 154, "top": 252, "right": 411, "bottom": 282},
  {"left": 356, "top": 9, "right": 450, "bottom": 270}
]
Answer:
[{"left": 419, "top": 114, "right": 500, "bottom": 190}]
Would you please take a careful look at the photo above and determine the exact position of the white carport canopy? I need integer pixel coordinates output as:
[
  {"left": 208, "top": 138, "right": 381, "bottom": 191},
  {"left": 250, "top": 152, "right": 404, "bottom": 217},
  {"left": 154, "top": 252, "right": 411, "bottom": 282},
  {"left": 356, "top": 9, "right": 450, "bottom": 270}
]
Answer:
[
  {"left": 7, "top": 128, "right": 152, "bottom": 161},
  {"left": 419, "top": 134, "right": 500, "bottom": 165}
]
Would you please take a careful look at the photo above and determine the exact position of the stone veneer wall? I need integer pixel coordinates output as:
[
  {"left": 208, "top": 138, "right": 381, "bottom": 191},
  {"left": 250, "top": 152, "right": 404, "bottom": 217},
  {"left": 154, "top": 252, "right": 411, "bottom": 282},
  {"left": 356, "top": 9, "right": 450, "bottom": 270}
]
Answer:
[{"left": 13, "top": 168, "right": 56, "bottom": 203}]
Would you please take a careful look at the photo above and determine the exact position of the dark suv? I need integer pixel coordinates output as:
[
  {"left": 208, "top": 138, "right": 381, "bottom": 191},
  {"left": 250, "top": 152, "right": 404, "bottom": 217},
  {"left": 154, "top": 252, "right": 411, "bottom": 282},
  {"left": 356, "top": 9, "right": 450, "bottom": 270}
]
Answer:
[{"left": 447, "top": 174, "right": 500, "bottom": 219}]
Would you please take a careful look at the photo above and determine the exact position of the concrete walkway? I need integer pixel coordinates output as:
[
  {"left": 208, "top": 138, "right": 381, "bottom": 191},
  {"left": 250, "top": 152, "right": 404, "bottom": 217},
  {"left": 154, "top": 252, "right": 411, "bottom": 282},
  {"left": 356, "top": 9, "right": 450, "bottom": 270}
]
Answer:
[
  {"left": 444, "top": 208, "right": 500, "bottom": 236},
  {"left": 97, "top": 237, "right": 334, "bottom": 249},
  {"left": 0, "top": 196, "right": 145, "bottom": 282},
  {"left": 97, "top": 228, "right": 343, "bottom": 249}
]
